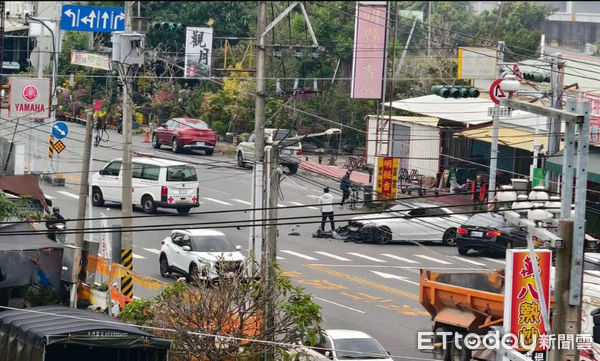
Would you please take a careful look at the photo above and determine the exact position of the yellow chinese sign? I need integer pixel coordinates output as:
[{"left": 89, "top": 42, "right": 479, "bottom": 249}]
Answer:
[{"left": 376, "top": 157, "right": 398, "bottom": 200}]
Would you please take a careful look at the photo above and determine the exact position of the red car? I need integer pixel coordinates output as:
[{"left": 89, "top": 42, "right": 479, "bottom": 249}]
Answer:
[{"left": 152, "top": 118, "right": 218, "bottom": 155}]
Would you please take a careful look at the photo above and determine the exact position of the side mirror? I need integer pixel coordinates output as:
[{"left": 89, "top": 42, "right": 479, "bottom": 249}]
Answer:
[
  {"left": 387, "top": 350, "right": 391, "bottom": 356},
  {"left": 161, "top": 123, "right": 167, "bottom": 128},
  {"left": 324, "top": 351, "right": 332, "bottom": 358},
  {"left": 99, "top": 169, "right": 105, "bottom": 175},
  {"left": 235, "top": 245, "right": 242, "bottom": 251},
  {"left": 182, "top": 245, "right": 191, "bottom": 251}
]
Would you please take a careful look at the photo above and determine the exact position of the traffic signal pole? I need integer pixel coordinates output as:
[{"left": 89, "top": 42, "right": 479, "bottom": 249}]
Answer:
[{"left": 487, "top": 41, "right": 504, "bottom": 211}]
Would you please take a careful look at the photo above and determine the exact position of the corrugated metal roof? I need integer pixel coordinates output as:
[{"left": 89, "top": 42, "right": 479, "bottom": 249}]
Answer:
[
  {"left": 459, "top": 125, "right": 550, "bottom": 152},
  {"left": 366, "top": 115, "right": 439, "bottom": 127},
  {"left": 384, "top": 95, "right": 549, "bottom": 131}
]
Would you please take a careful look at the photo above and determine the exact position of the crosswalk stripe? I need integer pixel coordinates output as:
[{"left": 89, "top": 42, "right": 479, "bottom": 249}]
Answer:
[
  {"left": 307, "top": 195, "right": 320, "bottom": 199},
  {"left": 288, "top": 201, "right": 318, "bottom": 210},
  {"left": 277, "top": 256, "right": 286, "bottom": 260},
  {"left": 132, "top": 253, "right": 146, "bottom": 259},
  {"left": 315, "top": 251, "right": 351, "bottom": 261},
  {"left": 143, "top": 248, "right": 161, "bottom": 255},
  {"left": 415, "top": 254, "right": 452, "bottom": 265},
  {"left": 380, "top": 254, "right": 419, "bottom": 264},
  {"left": 232, "top": 199, "right": 252, "bottom": 206},
  {"left": 57, "top": 191, "right": 79, "bottom": 199},
  {"left": 203, "top": 197, "right": 233, "bottom": 206},
  {"left": 453, "top": 256, "right": 486, "bottom": 266},
  {"left": 44, "top": 194, "right": 56, "bottom": 200},
  {"left": 483, "top": 257, "right": 506, "bottom": 265},
  {"left": 347, "top": 252, "right": 387, "bottom": 263},
  {"left": 280, "top": 250, "right": 318, "bottom": 261}
]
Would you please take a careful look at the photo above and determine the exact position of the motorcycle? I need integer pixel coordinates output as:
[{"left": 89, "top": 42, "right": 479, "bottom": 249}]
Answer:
[{"left": 46, "top": 221, "right": 67, "bottom": 243}]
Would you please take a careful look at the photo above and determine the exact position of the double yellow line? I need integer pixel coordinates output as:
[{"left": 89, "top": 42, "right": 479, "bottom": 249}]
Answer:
[{"left": 305, "top": 264, "right": 419, "bottom": 301}]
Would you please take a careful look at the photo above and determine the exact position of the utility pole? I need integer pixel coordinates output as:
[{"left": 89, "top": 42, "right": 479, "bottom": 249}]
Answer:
[
  {"left": 250, "top": 1, "right": 267, "bottom": 270},
  {"left": 120, "top": 1, "right": 134, "bottom": 301},
  {"left": 427, "top": 1, "right": 431, "bottom": 57},
  {"left": 264, "top": 144, "right": 279, "bottom": 361},
  {"left": 546, "top": 55, "right": 565, "bottom": 192},
  {"left": 487, "top": 41, "right": 504, "bottom": 211}
]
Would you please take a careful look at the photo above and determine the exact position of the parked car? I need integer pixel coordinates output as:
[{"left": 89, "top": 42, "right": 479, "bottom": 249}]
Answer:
[
  {"left": 454, "top": 213, "right": 527, "bottom": 256},
  {"left": 152, "top": 118, "right": 218, "bottom": 155},
  {"left": 336, "top": 202, "right": 468, "bottom": 245},
  {"left": 236, "top": 128, "right": 302, "bottom": 174},
  {"left": 91, "top": 157, "right": 200, "bottom": 214},
  {"left": 309, "top": 329, "right": 393, "bottom": 361},
  {"left": 159, "top": 229, "right": 245, "bottom": 281}
]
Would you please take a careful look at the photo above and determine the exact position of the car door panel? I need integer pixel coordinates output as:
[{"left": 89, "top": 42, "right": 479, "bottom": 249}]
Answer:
[{"left": 101, "top": 161, "right": 122, "bottom": 201}]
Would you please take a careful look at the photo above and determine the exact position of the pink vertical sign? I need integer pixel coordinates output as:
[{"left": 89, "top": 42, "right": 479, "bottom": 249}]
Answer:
[{"left": 351, "top": 2, "right": 388, "bottom": 99}]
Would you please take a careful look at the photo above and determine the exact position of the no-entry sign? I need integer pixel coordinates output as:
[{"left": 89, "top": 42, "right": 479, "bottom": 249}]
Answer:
[{"left": 8, "top": 78, "right": 51, "bottom": 119}]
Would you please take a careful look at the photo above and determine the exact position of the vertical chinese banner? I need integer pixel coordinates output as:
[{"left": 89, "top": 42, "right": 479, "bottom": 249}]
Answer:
[
  {"left": 185, "top": 27, "right": 213, "bottom": 78},
  {"left": 391, "top": 158, "right": 399, "bottom": 200},
  {"left": 504, "top": 249, "right": 551, "bottom": 360},
  {"left": 351, "top": 1, "right": 388, "bottom": 99},
  {"left": 578, "top": 93, "right": 600, "bottom": 144},
  {"left": 376, "top": 157, "right": 384, "bottom": 198},
  {"left": 377, "top": 157, "right": 395, "bottom": 199}
]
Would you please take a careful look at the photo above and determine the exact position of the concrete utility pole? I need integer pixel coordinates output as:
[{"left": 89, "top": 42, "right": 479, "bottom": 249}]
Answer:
[
  {"left": 74, "top": 112, "right": 93, "bottom": 277},
  {"left": 487, "top": 41, "right": 504, "bottom": 211},
  {"left": 427, "top": 1, "right": 431, "bottom": 57},
  {"left": 120, "top": 1, "right": 134, "bottom": 300},
  {"left": 250, "top": 1, "right": 267, "bottom": 269},
  {"left": 546, "top": 55, "right": 565, "bottom": 192},
  {"left": 264, "top": 144, "right": 279, "bottom": 361}
]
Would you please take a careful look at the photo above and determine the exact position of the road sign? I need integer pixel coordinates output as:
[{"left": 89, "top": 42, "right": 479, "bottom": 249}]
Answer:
[
  {"left": 489, "top": 78, "right": 507, "bottom": 105},
  {"left": 8, "top": 78, "right": 50, "bottom": 119},
  {"left": 52, "top": 140, "right": 66, "bottom": 154},
  {"left": 487, "top": 106, "right": 512, "bottom": 117},
  {"left": 61, "top": 4, "right": 125, "bottom": 33},
  {"left": 52, "top": 122, "right": 69, "bottom": 140},
  {"left": 71, "top": 50, "right": 112, "bottom": 71}
]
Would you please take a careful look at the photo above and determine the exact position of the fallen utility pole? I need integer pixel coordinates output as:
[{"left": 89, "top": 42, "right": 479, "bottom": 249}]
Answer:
[
  {"left": 120, "top": 0, "right": 134, "bottom": 301},
  {"left": 72, "top": 112, "right": 94, "bottom": 307}
]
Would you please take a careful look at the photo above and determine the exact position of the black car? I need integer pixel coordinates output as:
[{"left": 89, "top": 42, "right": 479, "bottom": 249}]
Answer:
[{"left": 455, "top": 213, "right": 527, "bottom": 256}]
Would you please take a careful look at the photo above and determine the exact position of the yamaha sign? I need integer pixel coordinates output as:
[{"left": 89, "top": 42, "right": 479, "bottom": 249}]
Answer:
[{"left": 9, "top": 78, "right": 51, "bottom": 119}]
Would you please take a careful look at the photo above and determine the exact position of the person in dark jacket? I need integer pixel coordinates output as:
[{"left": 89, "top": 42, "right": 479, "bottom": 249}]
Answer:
[{"left": 340, "top": 170, "right": 352, "bottom": 207}]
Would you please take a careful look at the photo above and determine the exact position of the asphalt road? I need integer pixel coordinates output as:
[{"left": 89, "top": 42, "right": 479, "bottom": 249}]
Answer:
[{"left": 4, "top": 121, "right": 503, "bottom": 360}]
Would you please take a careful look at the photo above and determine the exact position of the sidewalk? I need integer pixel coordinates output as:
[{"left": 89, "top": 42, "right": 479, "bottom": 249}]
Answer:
[{"left": 299, "top": 160, "right": 371, "bottom": 185}]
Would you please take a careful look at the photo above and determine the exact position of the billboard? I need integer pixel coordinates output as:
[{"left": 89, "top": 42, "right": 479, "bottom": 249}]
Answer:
[
  {"left": 376, "top": 157, "right": 398, "bottom": 199},
  {"left": 351, "top": 2, "right": 388, "bottom": 99},
  {"left": 504, "top": 249, "right": 551, "bottom": 359},
  {"left": 71, "top": 50, "right": 111, "bottom": 71},
  {"left": 578, "top": 93, "right": 600, "bottom": 144},
  {"left": 185, "top": 27, "right": 213, "bottom": 78},
  {"left": 8, "top": 77, "right": 51, "bottom": 119},
  {"left": 457, "top": 47, "right": 497, "bottom": 79}
]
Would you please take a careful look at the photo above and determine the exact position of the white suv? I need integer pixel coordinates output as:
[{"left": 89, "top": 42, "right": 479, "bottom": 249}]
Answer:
[
  {"left": 91, "top": 157, "right": 200, "bottom": 214},
  {"left": 236, "top": 128, "right": 302, "bottom": 174},
  {"left": 159, "top": 229, "right": 245, "bottom": 281}
]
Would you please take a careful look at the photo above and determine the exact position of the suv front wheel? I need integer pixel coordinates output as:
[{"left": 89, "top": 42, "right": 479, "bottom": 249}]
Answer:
[
  {"left": 286, "top": 164, "right": 298, "bottom": 174},
  {"left": 237, "top": 152, "right": 246, "bottom": 167}
]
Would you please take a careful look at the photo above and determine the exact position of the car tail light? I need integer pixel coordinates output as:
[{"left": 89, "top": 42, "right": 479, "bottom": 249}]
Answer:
[
  {"left": 486, "top": 230, "right": 502, "bottom": 238},
  {"left": 456, "top": 227, "right": 468, "bottom": 235},
  {"left": 161, "top": 186, "right": 168, "bottom": 197},
  {"left": 296, "top": 150, "right": 302, "bottom": 155}
]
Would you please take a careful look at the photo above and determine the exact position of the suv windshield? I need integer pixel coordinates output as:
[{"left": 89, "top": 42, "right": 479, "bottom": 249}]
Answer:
[
  {"left": 191, "top": 235, "right": 236, "bottom": 252},
  {"left": 333, "top": 338, "right": 388, "bottom": 359},
  {"left": 167, "top": 166, "right": 198, "bottom": 182},
  {"left": 271, "top": 129, "right": 296, "bottom": 140}
]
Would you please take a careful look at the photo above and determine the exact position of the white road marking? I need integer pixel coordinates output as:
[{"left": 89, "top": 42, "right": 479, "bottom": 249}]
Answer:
[
  {"left": 203, "top": 197, "right": 233, "bottom": 206},
  {"left": 277, "top": 256, "right": 285, "bottom": 260},
  {"left": 453, "top": 256, "right": 486, "bottom": 266},
  {"left": 278, "top": 204, "right": 286, "bottom": 208},
  {"left": 415, "top": 254, "right": 452, "bottom": 265},
  {"left": 232, "top": 199, "right": 252, "bottom": 206},
  {"left": 57, "top": 191, "right": 79, "bottom": 199},
  {"left": 313, "top": 297, "right": 365, "bottom": 314},
  {"left": 347, "top": 252, "right": 387, "bottom": 263},
  {"left": 307, "top": 195, "right": 320, "bottom": 199},
  {"left": 483, "top": 257, "right": 506, "bottom": 265},
  {"left": 44, "top": 194, "right": 56, "bottom": 200},
  {"left": 280, "top": 250, "right": 318, "bottom": 261},
  {"left": 143, "top": 248, "right": 161, "bottom": 255},
  {"left": 132, "top": 253, "right": 146, "bottom": 259},
  {"left": 371, "top": 270, "right": 420, "bottom": 286},
  {"left": 288, "top": 201, "right": 318, "bottom": 210},
  {"left": 315, "top": 251, "right": 351, "bottom": 261},
  {"left": 380, "top": 254, "right": 419, "bottom": 264}
]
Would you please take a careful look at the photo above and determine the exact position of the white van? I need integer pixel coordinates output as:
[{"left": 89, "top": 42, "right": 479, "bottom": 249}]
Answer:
[{"left": 91, "top": 157, "right": 200, "bottom": 214}]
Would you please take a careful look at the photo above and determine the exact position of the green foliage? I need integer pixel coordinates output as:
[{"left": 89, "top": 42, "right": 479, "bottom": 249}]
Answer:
[
  {"left": 23, "top": 286, "right": 58, "bottom": 307},
  {"left": 0, "top": 193, "right": 45, "bottom": 221},
  {"left": 118, "top": 298, "right": 154, "bottom": 325}
]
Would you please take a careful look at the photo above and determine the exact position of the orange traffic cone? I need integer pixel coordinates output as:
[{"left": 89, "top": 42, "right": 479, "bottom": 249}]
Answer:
[{"left": 144, "top": 128, "right": 150, "bottom": 143}]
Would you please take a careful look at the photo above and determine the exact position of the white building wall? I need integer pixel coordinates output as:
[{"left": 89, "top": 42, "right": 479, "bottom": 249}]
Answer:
[{"left": 406, "top": 122, "right": 440, "bottom": 178}]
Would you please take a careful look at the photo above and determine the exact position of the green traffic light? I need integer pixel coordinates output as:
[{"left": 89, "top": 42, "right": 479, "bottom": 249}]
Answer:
[{"left": 431, "top": 85, "right": 450, "bottom": 98}]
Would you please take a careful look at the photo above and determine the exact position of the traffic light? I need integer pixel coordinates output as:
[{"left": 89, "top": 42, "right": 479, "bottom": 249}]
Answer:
[
  {"left": 152, "top": 22, "right": 184, "bottom": 31},
  {"left": 431, "top": 85, "right": 480, "bottom": 98},
  {"left": 522, "top": 71, "right": 550, "bottom": 83}
]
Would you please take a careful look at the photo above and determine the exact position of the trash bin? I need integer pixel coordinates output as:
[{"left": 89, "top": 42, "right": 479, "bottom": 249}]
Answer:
[{"left": 363, "top": 185, "right": 373, "bottom": 207}]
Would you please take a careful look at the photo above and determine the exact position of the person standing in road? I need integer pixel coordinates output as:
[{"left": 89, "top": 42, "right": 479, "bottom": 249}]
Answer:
[
  {"left": 340, "top": 170, "right": 352, "bottom": 207},
  {"left": 319, "top": 187, "right": 335, "bottom": 232}
]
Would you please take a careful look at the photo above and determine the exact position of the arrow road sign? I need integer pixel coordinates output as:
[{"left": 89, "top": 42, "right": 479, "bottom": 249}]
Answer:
[
  {"left": 370, "top": 270, "right": 420, "bottom": 286},
  {"left": 52, "top": 122, "right": 69, "bottom": 140},
  {"left": 60, "top": 4, "right": 124, "bottom": 33}
]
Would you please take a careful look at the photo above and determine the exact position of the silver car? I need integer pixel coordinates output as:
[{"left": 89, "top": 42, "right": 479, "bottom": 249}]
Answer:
[{"left": 236, "top": 128, "right": 302, "bottom": 174}]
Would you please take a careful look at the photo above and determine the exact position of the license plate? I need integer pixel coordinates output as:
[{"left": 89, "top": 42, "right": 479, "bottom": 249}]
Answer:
[
  {"left": 196, "top": 142, "right": 205, "bottom": 146},
  {"left": 471, "top": 231, "right": 483, "bottom": 238},
  {"left": 349, "top": 227, "right": 359, "bottom": 231}
]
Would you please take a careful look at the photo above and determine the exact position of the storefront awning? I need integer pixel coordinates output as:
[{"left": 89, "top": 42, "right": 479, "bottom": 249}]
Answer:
[
  {"left": 459, "top": 126, "right": 549, "bottom": 152},
  {"left": 545, "top": 147, "right": 600, "bottom": 184}
]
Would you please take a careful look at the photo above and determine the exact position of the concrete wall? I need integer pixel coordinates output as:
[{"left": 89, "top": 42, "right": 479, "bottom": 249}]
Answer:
[{"left": 0, "top": 141, "right": 25, "bottom": 175}]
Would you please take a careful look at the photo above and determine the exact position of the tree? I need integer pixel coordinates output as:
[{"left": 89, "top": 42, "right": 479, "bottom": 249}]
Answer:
[{"left": 120, "top": 265, "right": 322, "bottom": 361}]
